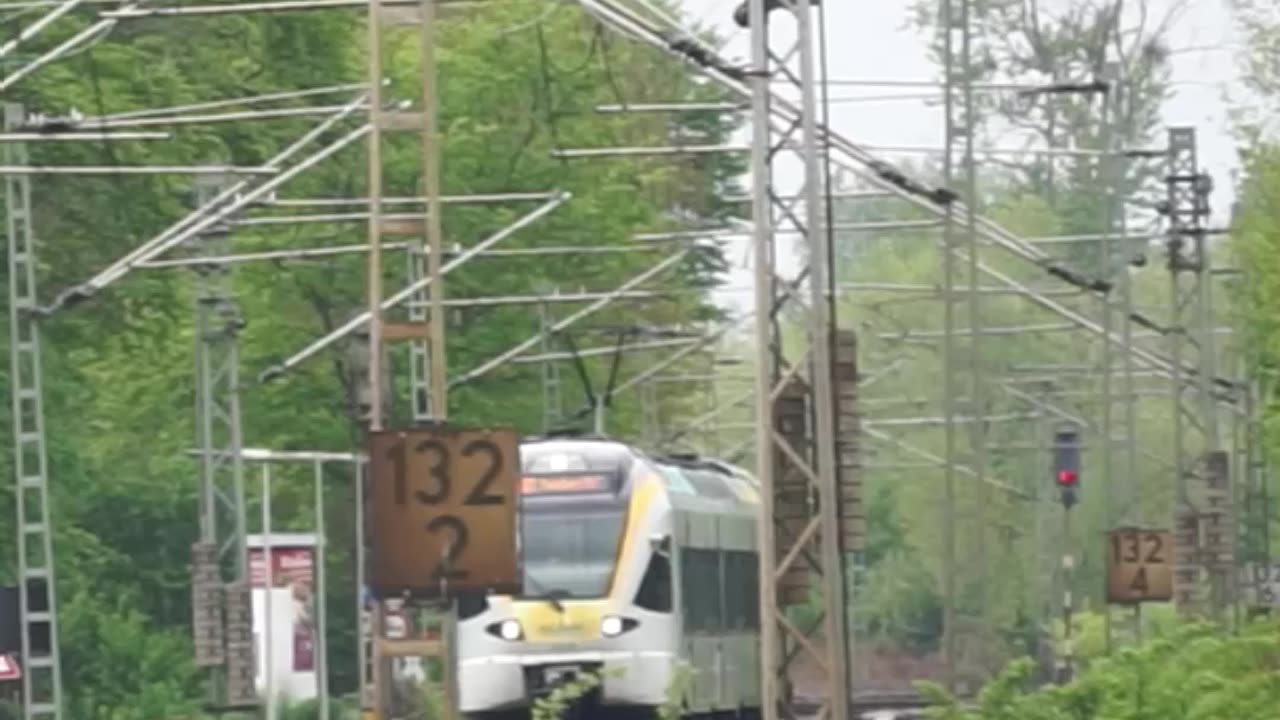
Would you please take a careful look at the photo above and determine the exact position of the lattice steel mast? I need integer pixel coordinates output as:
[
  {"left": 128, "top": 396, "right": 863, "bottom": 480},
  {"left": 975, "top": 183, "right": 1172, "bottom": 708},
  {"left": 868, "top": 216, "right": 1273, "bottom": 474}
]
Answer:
[
  {"left": 363, "top": 0, "right": 452, "bottom": 715},
  {"left": 1163, "top": 127, "right": 1233, "bottom": 623},
  {"left": 188, "top": 172, "right": 255, "bottom": 709},
  {"left": 406, "top": 232, "right": 433, "bottom": 422},
  {"left": 538, "top": 289, "right": 564, "bottom": 432},
  {"left": 746, "top": 1, "right": 849, "bottom": 718},
  {"left": 1095, "top": 64, "right": 1138, "bottom": 653},
  {"left": 938, "top": 0, "right": 978, "bottom": 689},
  {"left": 5, "top": 102, "right": 63, "bottom": 720}
]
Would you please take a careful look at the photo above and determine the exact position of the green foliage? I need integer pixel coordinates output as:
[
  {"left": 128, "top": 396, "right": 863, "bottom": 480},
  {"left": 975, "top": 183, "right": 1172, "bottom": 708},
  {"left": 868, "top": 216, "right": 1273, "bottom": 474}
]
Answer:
[
  {"left": 657, "top": 660, "right": 694, "bottom": 720},
  {"left": 0, "top": 0, "right": 742, "bottom": 715},
  {"left": 854, "top": 484, "right": 943, "bottom": 655},
  {"left": 1227, "top": 1, "right": 1280, "bottom": 144},
  {"left": 1227, "top": 141, "right": 1280, "bottom": 562},
  {"left": 777, "top": 0, "right": 1221, "bottom": 684},
  {"left": 905, "top": 0, "right": 1173, "bottom": 265},
  {"left": 919, "top": 619, "right": 1280, "bottom": 720},
  {"left": 828, "top": 162, "right": 1195, "bottom": 674},
  {"left": 57, "top": 592, "right": 205, "bottom": 720},
  {"left": 530, "top": 668, "right": 610, "bottom": 720},
  {"left": 1043, "top": 606, "right": 1182, "bottom": 665}
]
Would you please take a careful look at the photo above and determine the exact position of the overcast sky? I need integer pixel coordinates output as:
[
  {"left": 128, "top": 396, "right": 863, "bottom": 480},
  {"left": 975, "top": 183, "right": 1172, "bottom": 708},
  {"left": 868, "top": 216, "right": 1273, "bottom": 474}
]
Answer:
[{"left": 673, "top": 0, "right": 1246, "bottom": 316}]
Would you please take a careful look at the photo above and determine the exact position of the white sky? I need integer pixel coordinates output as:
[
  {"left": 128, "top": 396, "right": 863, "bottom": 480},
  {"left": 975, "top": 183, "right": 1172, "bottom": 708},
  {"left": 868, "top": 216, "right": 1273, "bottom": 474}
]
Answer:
[{"left": 675, "top": 0, "right": 1246, "bottom": 317}]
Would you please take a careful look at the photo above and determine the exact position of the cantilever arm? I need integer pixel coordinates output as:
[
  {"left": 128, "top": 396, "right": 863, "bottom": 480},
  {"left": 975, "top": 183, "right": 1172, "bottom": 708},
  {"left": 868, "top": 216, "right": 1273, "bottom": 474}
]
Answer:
[
  {"left": 448, "top": 249, "right": 690, "bottom": 388},
  {"left": 36, "top": 92, "right": 371, "bottom": 316},
  {"left": 258, "top": 192, "right": 573, "bottom": 383}
]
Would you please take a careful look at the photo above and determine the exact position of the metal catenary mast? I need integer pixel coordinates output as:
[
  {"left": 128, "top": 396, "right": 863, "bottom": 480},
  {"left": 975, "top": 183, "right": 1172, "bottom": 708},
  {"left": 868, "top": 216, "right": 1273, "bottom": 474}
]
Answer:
[
  {"left": 5, "top": 101, "right": 64, "bottom": 720},
  {"left": 938, "top": 0, "right": 979, "bottom": 689},
  {"left": 362, "top": 0, "right": 455, "bottom": 714},
  {"left": 187, "top": 172, "right": 255, "bottom": 709},
  {"left": 1163, "top": 127, "right": 1235, "bottom": 624},
  {"left": 743, "top": 0, "right": 854, "bottom": 717}
]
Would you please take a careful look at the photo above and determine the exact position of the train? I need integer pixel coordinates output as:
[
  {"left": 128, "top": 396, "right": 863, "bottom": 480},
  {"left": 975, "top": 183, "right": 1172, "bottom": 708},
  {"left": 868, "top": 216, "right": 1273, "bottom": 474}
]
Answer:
[{"left": 455, "top": 436, "right": 764, "bottom": 719}]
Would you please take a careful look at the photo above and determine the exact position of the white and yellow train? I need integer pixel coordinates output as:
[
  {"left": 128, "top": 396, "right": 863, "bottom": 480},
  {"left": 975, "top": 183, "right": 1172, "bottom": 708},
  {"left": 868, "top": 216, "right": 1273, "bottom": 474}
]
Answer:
[{"left": 456, "top": 437, "right": 764, "bottom": 719}]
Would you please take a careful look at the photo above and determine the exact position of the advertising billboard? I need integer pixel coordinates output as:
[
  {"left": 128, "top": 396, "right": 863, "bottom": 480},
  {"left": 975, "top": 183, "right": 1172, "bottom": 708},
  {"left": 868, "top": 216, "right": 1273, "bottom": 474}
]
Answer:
[{"left": 247, "top": 533, "right": 318, "bottom": 703}]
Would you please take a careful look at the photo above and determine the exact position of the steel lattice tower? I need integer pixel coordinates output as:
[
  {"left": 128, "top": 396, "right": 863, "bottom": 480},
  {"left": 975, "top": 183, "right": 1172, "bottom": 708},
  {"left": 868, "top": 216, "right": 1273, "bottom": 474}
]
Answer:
[
  {"left": 187, "top": 172, "right": 255, "bottom": 708},
  {"left": 1163, "top": 127, "right": 1233, "bottom": 622},
  {"left": 362, "top": 0, "right": 453, "bottom": 715},
  {"left": 5, "top": 102, "right": 63, "bottom": 720},
  {"left": 938, "top": 0, "right": 980, "bottom": 688},
  {"left": 746, "top": 1, "right": 851, "bottom": 718}
]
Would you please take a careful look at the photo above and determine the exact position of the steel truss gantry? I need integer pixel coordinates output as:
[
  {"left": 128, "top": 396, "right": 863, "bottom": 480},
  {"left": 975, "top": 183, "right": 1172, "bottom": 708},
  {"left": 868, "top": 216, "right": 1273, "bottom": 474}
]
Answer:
[
  {"left": 5, "top": 101, "right": 63, "bottom": 720},
  {"left": 745, "top": 1, "right": 852, "bottom": 718}
]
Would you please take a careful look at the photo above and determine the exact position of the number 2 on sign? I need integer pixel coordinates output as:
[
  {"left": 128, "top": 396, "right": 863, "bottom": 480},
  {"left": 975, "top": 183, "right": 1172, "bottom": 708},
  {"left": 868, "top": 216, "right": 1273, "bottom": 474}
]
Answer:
[{"left": 383, "top": 436, "right": 507, "bottom": 581}]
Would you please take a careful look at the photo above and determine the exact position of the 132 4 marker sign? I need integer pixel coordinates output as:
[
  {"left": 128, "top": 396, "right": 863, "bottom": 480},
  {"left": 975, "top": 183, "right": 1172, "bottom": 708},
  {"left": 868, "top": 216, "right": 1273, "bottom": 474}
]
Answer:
[
  {"left": 1106, "top": 527, "right": 1174, "bottom": 604},
  {"left": 366, "top": 426, "right": 521, "bottom": 600}
]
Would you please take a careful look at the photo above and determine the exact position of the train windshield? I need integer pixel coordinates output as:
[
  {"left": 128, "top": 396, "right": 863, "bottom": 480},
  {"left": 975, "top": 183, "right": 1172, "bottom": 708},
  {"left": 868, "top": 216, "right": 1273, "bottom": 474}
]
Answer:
[
  {"left": 516, "top": 440, "right": 634, "bottom": 600},
  {"left": 520, "top": 508, "right": 626, "bottom": 599}
]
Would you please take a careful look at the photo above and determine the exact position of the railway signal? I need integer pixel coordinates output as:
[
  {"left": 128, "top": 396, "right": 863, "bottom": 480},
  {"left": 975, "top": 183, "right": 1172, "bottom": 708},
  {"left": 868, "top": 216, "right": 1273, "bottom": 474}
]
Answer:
[{"left": 1052, "top": 428, "right": 1081, "bottom": 509}]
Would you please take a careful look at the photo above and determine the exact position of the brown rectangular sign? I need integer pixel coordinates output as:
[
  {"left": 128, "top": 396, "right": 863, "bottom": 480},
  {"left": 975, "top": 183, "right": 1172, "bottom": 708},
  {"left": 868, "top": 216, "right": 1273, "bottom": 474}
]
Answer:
[
  {"left": 366, "top": 426, "right": 520, "bottom": 600},
  {"left": 1106, "top": 527, "right": 1174, "bottom": 605}
]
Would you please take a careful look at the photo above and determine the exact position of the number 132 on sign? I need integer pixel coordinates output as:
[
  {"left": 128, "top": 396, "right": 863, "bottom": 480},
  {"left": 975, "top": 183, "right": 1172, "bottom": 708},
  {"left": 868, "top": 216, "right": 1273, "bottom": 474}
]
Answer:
[
  {"left": 366, "top": 427, "right": 521, "bottom": 600},
  {"left": 1105, "top": 528, "right": 1173, "bottom": 605}
]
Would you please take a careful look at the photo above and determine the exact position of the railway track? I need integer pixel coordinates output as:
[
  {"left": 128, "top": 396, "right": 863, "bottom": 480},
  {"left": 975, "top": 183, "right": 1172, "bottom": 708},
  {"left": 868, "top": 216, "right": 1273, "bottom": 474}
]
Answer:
[{"left": 791, "top": 689, "right": 952, "bottom": 719}]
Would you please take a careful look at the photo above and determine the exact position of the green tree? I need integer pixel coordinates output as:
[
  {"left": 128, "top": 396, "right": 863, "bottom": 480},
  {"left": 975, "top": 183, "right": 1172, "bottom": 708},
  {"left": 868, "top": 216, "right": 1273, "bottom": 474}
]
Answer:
[
  {"left": 0, "top": 1, "right": 744, "bottom": 715},
  {"left": 919, "top": 619, "right": 1280, "bottom": 720},
  {"left": 1227, "top": 0, "right": 1280, "bottom": 562},
  {"left": 908, "top": 0, "right": 1175, "bottom": 244}
]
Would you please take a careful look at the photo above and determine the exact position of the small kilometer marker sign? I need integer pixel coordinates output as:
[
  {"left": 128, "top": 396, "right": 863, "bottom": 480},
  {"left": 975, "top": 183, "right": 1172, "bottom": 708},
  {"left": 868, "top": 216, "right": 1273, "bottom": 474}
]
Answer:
[{"left": 0, "top": 653, "right": 20, "bottom": 681}]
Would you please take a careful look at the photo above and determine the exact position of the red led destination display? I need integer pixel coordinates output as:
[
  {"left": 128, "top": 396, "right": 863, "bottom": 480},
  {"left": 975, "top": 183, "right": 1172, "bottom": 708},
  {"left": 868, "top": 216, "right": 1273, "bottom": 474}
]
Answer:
[{"left": 520, "top": 473, "right": 609, "bottom": 495}]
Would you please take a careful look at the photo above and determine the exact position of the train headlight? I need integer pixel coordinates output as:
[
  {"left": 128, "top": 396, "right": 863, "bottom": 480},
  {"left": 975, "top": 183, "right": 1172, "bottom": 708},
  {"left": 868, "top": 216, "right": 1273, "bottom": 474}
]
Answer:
[
  {"left": 601, "top": 615, "right": 624, "bottom": 637},
  {"left": 499, "top": 619, "right": 522, "bottom": 641},
  {"left": 485, "top": 619, "right": 523, "bottom": 641}
]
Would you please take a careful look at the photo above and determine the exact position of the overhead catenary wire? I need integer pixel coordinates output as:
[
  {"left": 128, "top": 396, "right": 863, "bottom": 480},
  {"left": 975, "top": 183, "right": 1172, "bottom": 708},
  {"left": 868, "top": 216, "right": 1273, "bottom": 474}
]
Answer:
[
  {"left": 37, "top": 91, "right": 374, "bottom": 314},
  {"left": 260, "top": 192, "right": 574, "bottom": 382},
  {"left": 572, "top": 0, "right": 1232, "bottom": 391},
  {"left": 0, "top": 0, "right": 1252, "bottom": 712}
]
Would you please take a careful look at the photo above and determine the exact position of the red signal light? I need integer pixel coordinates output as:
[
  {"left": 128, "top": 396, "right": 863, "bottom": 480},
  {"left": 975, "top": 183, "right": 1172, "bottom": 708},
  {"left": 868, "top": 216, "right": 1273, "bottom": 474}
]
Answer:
[{"left": 1056, "top": 470, "right": 1078, "bottom": 486}]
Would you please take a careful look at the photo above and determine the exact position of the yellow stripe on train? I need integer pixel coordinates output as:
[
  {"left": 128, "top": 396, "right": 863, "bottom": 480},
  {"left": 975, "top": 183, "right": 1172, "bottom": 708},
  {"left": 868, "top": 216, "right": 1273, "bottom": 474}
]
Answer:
[{"left": 510, "top": 599, "right": 608, "bottom": 643}]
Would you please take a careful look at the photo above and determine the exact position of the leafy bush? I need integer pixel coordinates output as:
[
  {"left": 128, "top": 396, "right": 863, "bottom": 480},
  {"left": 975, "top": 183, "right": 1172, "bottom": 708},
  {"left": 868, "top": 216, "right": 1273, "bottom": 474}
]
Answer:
[
  {"left": 917, "top": 617, "right": 1280, "bottom": 720},
  {"left": 530, "top": 669, "right": 606, "bottom": 720}
]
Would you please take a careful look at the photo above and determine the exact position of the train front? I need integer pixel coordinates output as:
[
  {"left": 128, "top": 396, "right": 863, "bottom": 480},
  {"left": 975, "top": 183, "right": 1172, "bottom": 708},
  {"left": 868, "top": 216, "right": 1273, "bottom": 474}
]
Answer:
[{"left": 456, "top": 438, "right": 676, "bottom": 719}]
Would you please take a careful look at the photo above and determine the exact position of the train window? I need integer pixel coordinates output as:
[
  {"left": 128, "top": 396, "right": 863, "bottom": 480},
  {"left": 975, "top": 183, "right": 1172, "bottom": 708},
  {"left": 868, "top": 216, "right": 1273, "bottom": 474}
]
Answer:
[
  {"left": 634, "top": 551, "right": 673, "bottom": 613},
  {"left": 680, "top": 469, "right": 737, "bottom": 501},
  {"left": 655, "top": 465, "right": 697, "bottom": 495},
  {"left": 679, "top": 548, "right": 722, "bottom": 632},
  {"left": 723, "top": 552, "right": 760, "bottom": 630},
  {"left": 521, "top": 510, "right": 626, "bottom": 598}
]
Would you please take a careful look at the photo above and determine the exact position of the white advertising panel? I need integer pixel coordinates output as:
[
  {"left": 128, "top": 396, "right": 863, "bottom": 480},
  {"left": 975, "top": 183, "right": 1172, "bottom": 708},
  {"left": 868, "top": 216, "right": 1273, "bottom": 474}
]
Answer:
[{"left": 247, "top": 533, "right": 318, "bottom": 704}]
